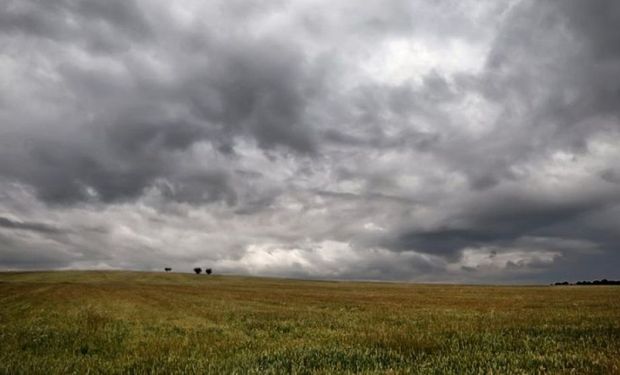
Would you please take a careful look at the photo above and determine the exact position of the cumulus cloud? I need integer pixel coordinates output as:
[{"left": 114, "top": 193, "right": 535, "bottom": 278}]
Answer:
[{"left": 1, "top": 0, "right": 619, "bottom": 282}]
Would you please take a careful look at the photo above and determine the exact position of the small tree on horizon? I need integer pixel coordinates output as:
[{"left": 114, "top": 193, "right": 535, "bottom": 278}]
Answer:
[
  {"left": 205, "top": 268, "right": 212, "bottom": 275},
  {"left": 193, "top": 267, "right": 202, "bottom": 275}
]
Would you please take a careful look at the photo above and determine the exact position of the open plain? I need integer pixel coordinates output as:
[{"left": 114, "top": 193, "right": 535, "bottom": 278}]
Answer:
[{"left": 1, "top": 271, "right": 619, "bottom": 374}]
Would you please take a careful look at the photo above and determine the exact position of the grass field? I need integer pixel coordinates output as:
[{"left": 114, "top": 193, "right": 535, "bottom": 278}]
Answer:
[{"left": 1, "top": 271, "right": 619, "bottom": 374}]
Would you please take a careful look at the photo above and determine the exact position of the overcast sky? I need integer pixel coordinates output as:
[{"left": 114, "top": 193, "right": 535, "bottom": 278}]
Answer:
[{"left": 1, "top": 0, "right": 619, "bottom": 283}]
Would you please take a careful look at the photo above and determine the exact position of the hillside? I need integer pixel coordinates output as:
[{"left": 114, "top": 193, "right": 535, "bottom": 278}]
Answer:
[{"left": 1, "top": 271, "right": 619, "bottom": 373}]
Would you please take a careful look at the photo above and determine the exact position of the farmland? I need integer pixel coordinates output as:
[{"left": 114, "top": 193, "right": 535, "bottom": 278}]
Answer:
[{"left": 1, "top": 271, "right": 619, "bottom": 374}]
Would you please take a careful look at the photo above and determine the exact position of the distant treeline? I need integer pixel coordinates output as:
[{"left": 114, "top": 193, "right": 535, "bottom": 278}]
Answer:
[{"left": 554, "top": 279, "right": 620, "bottom": 286}]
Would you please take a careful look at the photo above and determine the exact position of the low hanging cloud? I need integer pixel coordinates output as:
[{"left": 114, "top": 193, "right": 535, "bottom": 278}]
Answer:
[{"left": 1, "top": 0, "right": 619, "bottom": 282}]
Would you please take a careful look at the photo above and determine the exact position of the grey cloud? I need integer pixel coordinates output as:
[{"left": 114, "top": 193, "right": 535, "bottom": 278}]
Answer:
[
  {"left": 387, "top": 178, "right": 620, "bottom": 258},
  {"left": 1, "top": 0, "right": 619, "bottom": 282},
  {"left": 185, "top": 37, "right": 321, "bottom": 154},
  {"left": 0, "top": 0, "right": 151, "bottom": 53},
  {"left": 0, "top": 216, "right": 61, "bottom": 234},
  {"left": 157, "top": 172, "right": 238, "bottom": 206},
  {"left": 482, "top": 0, "right": 620, "bottom": 146},
  {"left": 0, "top": 236, "right": 73, "bottom": 269},
  {"left": 1, "top": 0, "right": 327, "bottom": 205},
  {"left": 353, "top": 0, "right": 620, "bottom": 271}
]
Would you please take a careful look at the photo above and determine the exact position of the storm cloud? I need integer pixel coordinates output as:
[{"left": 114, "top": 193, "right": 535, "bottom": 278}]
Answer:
[{"left": 1, "top": 0, "right": 619, "bottom": 282}]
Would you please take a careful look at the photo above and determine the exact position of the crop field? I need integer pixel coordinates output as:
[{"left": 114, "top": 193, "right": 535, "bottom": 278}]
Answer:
[{"left": 1, "top": 271, "right": 619, "bottom": 374}]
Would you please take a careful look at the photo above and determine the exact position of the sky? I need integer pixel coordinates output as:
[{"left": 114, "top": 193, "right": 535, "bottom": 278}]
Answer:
[{"left": 1, "top": 0, "right": 619, "bottom": 283}]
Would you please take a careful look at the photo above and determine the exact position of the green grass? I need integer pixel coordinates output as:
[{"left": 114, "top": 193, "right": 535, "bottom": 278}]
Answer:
[{"left": 1, "top": 271, "right": 619, "bottom": 374}]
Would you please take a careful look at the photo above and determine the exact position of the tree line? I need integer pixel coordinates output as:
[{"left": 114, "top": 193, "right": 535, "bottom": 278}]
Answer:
[{"left": 553, "top": 279, "right": 620, "bottom": 286}]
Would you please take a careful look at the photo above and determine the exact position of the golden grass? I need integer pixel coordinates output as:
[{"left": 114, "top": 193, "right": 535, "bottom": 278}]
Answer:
[{"left": 1, "top": 271, "right": 619, "bottom": 374}]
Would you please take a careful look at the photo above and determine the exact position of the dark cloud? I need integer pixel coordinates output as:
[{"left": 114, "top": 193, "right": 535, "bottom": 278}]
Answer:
[
  {"left": 1, "top": 0, "right": 325, "bottom": 205},
  {"left": 0, "top": 216, "right": 61, "bottom": 234},
  {"left": 0, "top": 0, "right": 619, "bottom": 281}
]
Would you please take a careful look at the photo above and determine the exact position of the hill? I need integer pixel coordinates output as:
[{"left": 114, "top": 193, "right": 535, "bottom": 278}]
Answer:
[{"left": 1, "top": 271, "right": 619, "bottom": 373}]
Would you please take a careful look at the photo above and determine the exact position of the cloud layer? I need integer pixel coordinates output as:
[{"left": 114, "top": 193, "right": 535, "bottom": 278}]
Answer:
[{"left": 1, "top": 0, "right": 619, "bottom": 282}]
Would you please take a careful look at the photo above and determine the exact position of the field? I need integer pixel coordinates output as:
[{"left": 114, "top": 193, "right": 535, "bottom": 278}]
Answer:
[{"left": 1, "top": 271, "right": 619, "bottom": 374}]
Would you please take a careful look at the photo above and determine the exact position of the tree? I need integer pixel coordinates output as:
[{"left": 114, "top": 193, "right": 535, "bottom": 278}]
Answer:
[
  {"left": 193, "top": 267, "right": 202, "bottom": 275},
  {"left": 164, "top": 267, "right": 172, "bottom": 272},
  {"left": 205, "top": 268, "right": 212, "bottom": 275}
]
